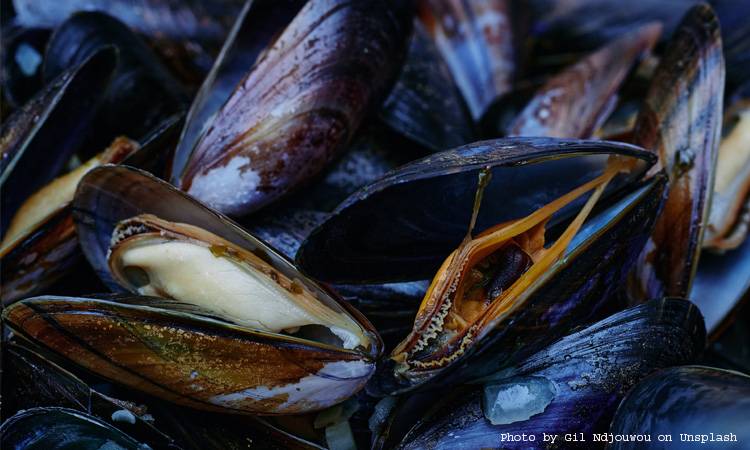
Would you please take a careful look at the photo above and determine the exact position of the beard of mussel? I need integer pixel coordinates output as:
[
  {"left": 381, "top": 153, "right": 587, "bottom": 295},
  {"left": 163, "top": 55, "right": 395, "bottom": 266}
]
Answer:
[
  {"left": 107, "top": 214, "right": 369, "bottom": 351},
  {"left": 391, "top": 159, "right": 627, "bottom": 378}
]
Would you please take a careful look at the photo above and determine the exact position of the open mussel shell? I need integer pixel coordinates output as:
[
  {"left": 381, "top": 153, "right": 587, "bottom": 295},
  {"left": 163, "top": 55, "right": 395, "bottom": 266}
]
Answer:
[
  {"left": 297, "top": 137, "right": 656, "bottom": 283},
  {"left": 173, "top": 0, "right": 411, "bottom": 216},
  {"left": 1, "top": 407, "right": 149, "bottom": 449},
  {"left": 60, "top": 164, "right": 380, "bottom": 414},
  {"left": 0, "top": 46, "right": 115, "bottom": 229},
  {"left": 3, "top": 294, "right": 378, "bottom": 415},
  {"left": 629, "top": 3, "right": 725, "bottom": 301},
  {"left": 1, "top": 116, "right": 182, "bottom": 305},
  {"left": 379, "top": 20, "right": 475, "bottom": 153},
  {"left": 507, "top": 22, "right": 661, "bottom": 138},
  {"left": 373, "top": 172, "right": 668, "bottom": 394},
  {"left": 43, "top": 11, "right": 188, "bottom": 154},
  {"left": 388, "top": 298, "right": 706, "bottom": 450},
  {"left": 608, "top": 366, "right": 750, "bottom": 450}
]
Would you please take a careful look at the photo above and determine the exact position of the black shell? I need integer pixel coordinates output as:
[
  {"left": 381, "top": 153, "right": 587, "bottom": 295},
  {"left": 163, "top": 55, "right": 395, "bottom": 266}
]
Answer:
[
  {"left": 387, "top": 298, "right": 706, "bottom": 450},
  {"left": 608, "top": 366, "right": 750, "bottom": 450},
  {"left": 372, "top": 174, "right": 668, "bottom": 394},
  {"left": 297, "top": 137, "right": 656, "bottom": 283},
  {"left": 43, "top": 11, "right": 188, "bottom": 154},
  {"left": 1, "top": 407, "right": 147, "bottom": 450},
  {"left": 0, "top": 47, "right": 115, "bottom": 230},
  {"left": 379, "top": 20, "right": 474, "bottom": 153}
]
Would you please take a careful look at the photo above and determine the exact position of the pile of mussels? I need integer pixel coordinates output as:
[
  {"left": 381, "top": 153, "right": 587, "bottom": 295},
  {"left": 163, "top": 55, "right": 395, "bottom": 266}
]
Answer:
[{"left": 1, "top": 0, "right": 749, "bottom": 449}]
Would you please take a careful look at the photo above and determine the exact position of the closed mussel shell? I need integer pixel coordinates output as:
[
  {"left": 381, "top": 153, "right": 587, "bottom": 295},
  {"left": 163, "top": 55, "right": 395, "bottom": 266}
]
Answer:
[
  {"left": 507, "top": 22, "right": 661, "bottom": 139},
  {"left": 174, "top": 0, "right": 411, "bottom": 216},
  {"left": 13, "top": 164, "right": 383, "bottom": 415},
  {"left": 390, "top": 298, "right": 706, "bottom": 450},
  {"left": 418, "top": 0, "right": 521, "bottom": 126},
  {"left": 608, "top": 366, "right": 750, "bottom": 450}
]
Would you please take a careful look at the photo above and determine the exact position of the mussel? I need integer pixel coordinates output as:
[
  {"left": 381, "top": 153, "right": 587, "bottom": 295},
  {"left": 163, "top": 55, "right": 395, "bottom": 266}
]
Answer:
[
  {"left": 297, "top": 138, "right": 664, "bottom": 392},
  {"left": 608, "top": 366, "right": 750, "bottom": 450},
  {"left": 379, "top": 20, "right": 475, "bottom": 153},
  {"left": 172, "top": 0, "right": 411, "bottom": 216},
  {"left": 507, "top": 22, "right": 661, "bottom": 138},
  {"left": 43, "top": 11, "right": 188, "bottom": 153},
  {"left": 387, "top": 298, "right": 705, "bottom": 450},
  {"left": 1, "top": 136, "right": 140, "bottom": 304},
  {"left": 629, "top": 3, "right": 725, "bottom": 300},
  {"left": 4, "top": 165, "right": 381, "bottom": 415},
  {"left": 1, "top": 408, "right": 150, "bottom": 450}
]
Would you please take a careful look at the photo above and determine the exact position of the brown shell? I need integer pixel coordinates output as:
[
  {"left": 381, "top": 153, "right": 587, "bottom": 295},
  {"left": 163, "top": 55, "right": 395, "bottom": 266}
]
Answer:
[{"left": 3, "top": 295, "right": 377, "bottom": 415}]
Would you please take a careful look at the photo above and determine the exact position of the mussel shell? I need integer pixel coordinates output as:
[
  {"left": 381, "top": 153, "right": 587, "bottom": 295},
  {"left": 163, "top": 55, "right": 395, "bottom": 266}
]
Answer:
[
  {"left": 1, "top": 407, "right": 147, "bottom": 450},
  {"left": 418, "top": 0, "right": 521, "bottom": 123},
  {"left": 507, "top": 23, "right": 661, "bottom": 138},
  {"left": 1, "top": 115, "right": 182, "bottom": 305},
  {"left": 297, "top": 137, "right": 656, "bottom": 283},
  {"left": 390, "top": 298, "right": 706, "bottom": 450},
  {"left": 379, "top": 20, "right": 475, "bottom": 152},
  {"left": 691, "top": 236, "right": 750, "bottom": 336},
  {"left": 608, "top": 366, "right": 750, "bottom": 450},
  {"left": 3, "top": 294, "right": 378, "bottom": 415},
  {"left": 3, "top": 340, "right": 328, "bottom": 449},
  {"left": 174, "top": 0, "right": 411, "bottom": 216},
  {"left": 43, "top": 11, "right": 188, "bottom": 153},
  {"left": 69, "top": 165, "right": 381, "bottom": 413},
  {"left": 373, "top": 174, "right": 668, "bottom": 394},
  {"left": 1, "top": 208, "right": 78, "bottom": 304},
  {"left": 630, "top": 3, "right": 725, "bottom": 300},
  {"left": 2, "top": 341, "right": 178, "bottom": 447},
  {"left": 171, "top": 0, "right": 307, "bottom": 183},
  {"left": 0, "top": 46, "right": 115, "bottom": 229}
]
